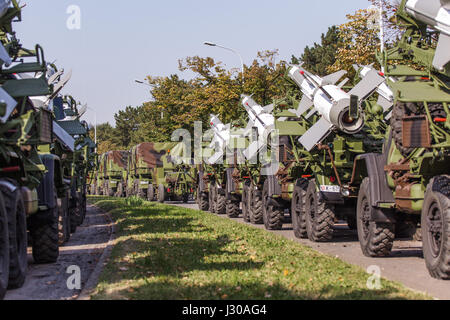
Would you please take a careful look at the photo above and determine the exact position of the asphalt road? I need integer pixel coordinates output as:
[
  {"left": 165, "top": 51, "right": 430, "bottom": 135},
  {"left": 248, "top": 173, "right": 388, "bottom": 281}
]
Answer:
[
  {"left": 170, "top": 201, "right": 450, "bottom": 300},
  {"left": 4, "top": 205, "right": 113, "bottom": 300}
]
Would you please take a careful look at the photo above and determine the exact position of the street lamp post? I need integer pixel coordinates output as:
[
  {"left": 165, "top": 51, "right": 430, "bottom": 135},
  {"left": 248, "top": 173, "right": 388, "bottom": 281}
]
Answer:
[
  {"left": 86, "top": 106, "right": 97, "bottom": 153},
  {"left": 204, "top": 41, "right": 244, "bottom": 84}
]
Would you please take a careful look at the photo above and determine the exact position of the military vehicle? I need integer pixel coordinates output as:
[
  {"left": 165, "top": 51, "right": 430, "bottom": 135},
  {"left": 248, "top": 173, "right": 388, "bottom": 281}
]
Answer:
[
  {"left": 153, "top": 142, "right": 194, "bottom": 203},
  {"left": 126, "top": 142, "right": 176, "bottom": 201},
  {"left": 97, "top": 150, "right": 128, "bottom": 196},
  {"left": 351, "top": 0, "right": 450, "bottom": 279},
  {"left": 53, "top": 95, "right": 94, "bottom": 234},
  {"left": 196, "top": 115, "right": 247, "bottom": 215},
  {"left": 0, "top": 0, "right": 71, "bottom": 297}
]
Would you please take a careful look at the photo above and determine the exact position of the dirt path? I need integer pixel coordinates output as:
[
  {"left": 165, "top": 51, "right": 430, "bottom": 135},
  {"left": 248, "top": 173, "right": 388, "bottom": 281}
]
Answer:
[
  {"left": 4, "top": 205, "right": 113, "bottom": 300},
  {"left": 171, "top": 202, "right": 450, "bottom": 300}
]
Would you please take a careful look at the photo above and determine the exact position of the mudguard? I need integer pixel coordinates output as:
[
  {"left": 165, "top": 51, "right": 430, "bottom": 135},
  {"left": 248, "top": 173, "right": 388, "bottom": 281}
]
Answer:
[
  {"left": 37, "top": 154, "right": 58, "bottom": 209},
  {"left": 353, "top": 153, "right": 396, "bottom": 223}
]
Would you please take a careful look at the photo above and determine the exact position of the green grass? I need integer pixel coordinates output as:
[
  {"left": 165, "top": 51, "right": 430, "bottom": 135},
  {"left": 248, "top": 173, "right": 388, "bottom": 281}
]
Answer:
[{"left": 88, "top": 196, "right": 429, "bottom": 300}]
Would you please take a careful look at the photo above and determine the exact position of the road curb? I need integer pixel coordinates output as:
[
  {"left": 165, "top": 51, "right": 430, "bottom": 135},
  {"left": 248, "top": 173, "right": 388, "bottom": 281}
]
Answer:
[{"left": 77, "top": 205, "right": 116, "bottom": 300}]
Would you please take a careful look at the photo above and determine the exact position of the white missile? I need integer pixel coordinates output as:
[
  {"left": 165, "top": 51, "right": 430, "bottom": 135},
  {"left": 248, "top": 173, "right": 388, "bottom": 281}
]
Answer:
[
  {"left": 354, "top": 64, "right": 395, "bottom": 111},
  {"left": 405, "top": 0, "right": 450, "bottom": 71},
  {"left": 288, "top": 65, "right": 386, "bottom": 151},
  {"left": 207, "top": 114, "right": 231, "bottom": 165},
  {"left": 241, "top": 95, "right": 275, "bottom": 161}
]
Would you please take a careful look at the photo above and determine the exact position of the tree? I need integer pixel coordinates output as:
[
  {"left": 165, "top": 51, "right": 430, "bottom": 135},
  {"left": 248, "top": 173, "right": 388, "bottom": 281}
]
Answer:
[{"left": 291, "top": 26, "right": 341, "bottom": 77}]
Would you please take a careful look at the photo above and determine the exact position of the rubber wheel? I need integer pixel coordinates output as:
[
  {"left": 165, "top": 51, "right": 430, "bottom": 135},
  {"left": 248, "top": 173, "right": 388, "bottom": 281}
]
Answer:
[
  {"left": 1, "top": 187, "right": 27, "bottom": 289},
  {"left": 182, "top": 193, "right": 189, "bottom": 204},
  {"left": 422, "top": 175, "right": 450, "bottom": 279},
  {"left": 291, "top": 179, "right": 308, "bottom": 239},
  {"left": 138, "top": 188, "right": 146, "bottom": 200},
  {"left": 58, "top": 193, "right": 71, "bottom": 245},
  {"left": 79, "top": 192, "right": 87, "bottom": 225},
  {"left": 69, "top": 197, "right": 81, "bottom": 235},
  {"left": 357, "top": 178, "right": 395, "bottom": 257},
  {"left": 31, "top": 192, "right": 59, "bottom": 264},
  {"left": 148, "top": 185, "right": 155, "bottom": 202},
  {"left": 208, "top": 182, "right": 216, "bottom": 213},
  {"left": 197, "top": 186, "right": 209, "bottom": 211},
  {"left": 215, "top": 187, "right": 227, "bottom": 215},
  {"left": 158, "top": 184, "right": 166, "bottom": 203},
  {"left": 250, "top": 187, "right": 264, "bottom": 225},
  {"left": 305, "top": 180, "right": 336, "bottom": 242},
  {"left": 262, "top": 180, "right": 284, "bottom": 230},
  {"left": 0, "top": 191, "right": 9, "bottom": 299},
  {"left": 226, "top": 198, "right": 240, "bottom": 218},
  {"left": 242, "top": 183, "right": 250, "bottom": 222}
]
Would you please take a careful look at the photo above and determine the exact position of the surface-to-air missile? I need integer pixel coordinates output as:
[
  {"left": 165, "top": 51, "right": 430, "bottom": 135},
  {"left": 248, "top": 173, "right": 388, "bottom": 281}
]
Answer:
[
  {"left": 251, "top": 63, "right": 391, "bottom": 240},
  {"left": 199, "top": 114, "right": 249, "bottom": 215},
  {"left": 351, "top": 0, "right": 450, "bottom": 279},
  {"left": 97, "top": 150, "right": 128, "bottom": 196},
  {"left": 0, "top": 0, "right": 70, "bottom": 297},
  {"left": 52, "top": 94, "right": 94, "bottom": 236}
]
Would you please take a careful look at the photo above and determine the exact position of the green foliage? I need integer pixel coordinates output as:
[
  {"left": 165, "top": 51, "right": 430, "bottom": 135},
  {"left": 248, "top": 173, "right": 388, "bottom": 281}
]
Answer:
[
  {"left": 125, "top": 196, "right": 144, "bottom": 207},
  {"left": 291, "top": 26, "right": 341, "bottom": 77}
]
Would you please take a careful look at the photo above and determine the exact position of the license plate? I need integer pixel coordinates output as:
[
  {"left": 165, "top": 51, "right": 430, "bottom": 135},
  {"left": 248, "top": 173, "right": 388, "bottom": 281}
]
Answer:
[
  {"left": 320, "top": 185, "right": 340, "bottom": 193},
  {"left": 140, "top": 181, "right": 149, "bottom": 185}
]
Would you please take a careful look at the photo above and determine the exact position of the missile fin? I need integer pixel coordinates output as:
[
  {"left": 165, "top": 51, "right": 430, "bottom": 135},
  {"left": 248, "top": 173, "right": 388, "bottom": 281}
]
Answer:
[
  {"left": 348, "top": 69, "right": 385, "bottom": 102},
  {"left": 298, "top": 117, "right": 333, "bottom": 151},
  {"left": 53, "top": 121, "right": 76, "bottom": 152},
  {"left": 433, "top": 34, "right": 450, "bottom": 71},
  {"left": 0, "top": 43, "right": 12, "bottom": 67},
  {"left": 0, "top": 87, "right": 17, "bottom": 123},
  {"left": 337, "top": 78, "right": 350, "bottom": 88},
  {"left": 243, "top": 140, "right": 260, "bottom": 162},
  {"left": 48, "top": 69, "right": 72, "bottom": 100},
  {"left": 377, "top": 95, "right": 393, "bottom": 112},
  {"left": 322, "top": 70, "right": 347, "bottom": 85},
  {"left": 47, "top": 70, "right": 64, "bottom": 85},
  {"left": 263, "top": 104, "right": 274, "bottom": 113},
  {"left": 305, "top": 108, "right": 317, "bottom": 119},
  {"left": 296, "top": 95, "right": 313, "bottom": 117}
]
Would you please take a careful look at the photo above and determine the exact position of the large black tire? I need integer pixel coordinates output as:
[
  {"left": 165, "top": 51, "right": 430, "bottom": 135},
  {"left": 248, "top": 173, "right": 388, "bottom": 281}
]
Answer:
[
  {"left": 357, "top": 178, "right": 395, "bottom": 257},
  {"left": 262, "top": 180, "right": 284, "bottom": 230},
  {"left": 58, "top": 193, "right": 71, "bottom": 245},
  {"left": 0, "top": 191, "right": 9, "bottom": 299},
  {"left": 116, "top": 182, "right": 124, "bottom": 198},
  {"left": 422, "top": 175, "right": 450, "bottom": 279},
  {"left": 249, "top": 187, "right": 264, "bottom": 225},
  {"left": 197, "top": 186, "right": 209, "bottom": 211},
  {"left": 305, "top": 180, "right": 336, "bottom": 242},
  {"left": 215, "top": 187, "right": 227, "bottom": 215},
  {"left": 1, "top": 187, "right": 27, "bottom": 289},
  {"left": 158, "top": 184, "right": 166, "bottom": 203},
  {"left": 208, "top": 182, "right": 216, "bottom": 213},
  {"left": 69, "top": 196, "right": 81, "bottom": 235},
  {"left": 226, "top": 197, "right": 240, "bottom": 218},
  {"left": 79, "top": 192, "right": 87, "bottom": 225},
  {"left": 138, "top": 188, "right": 146, "bottom": 200},
  {"left": 31, "top": 193, "right": 59, "bottom": 264},
  {"left": 291, "top": 179, "right": 308, "bottom": 239},
  {"left": 148, "top": 184, "right": 155, "bottom": 202},
  {"left": 242, "top": 183, "right": 251, "bottom": 222}
]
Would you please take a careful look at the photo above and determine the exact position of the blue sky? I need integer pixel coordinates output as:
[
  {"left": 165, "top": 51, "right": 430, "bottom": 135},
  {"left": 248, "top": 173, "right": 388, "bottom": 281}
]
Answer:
[{"left": 15, "top": 0, "right": 370, "bottom": 125}]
